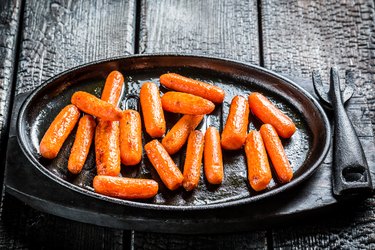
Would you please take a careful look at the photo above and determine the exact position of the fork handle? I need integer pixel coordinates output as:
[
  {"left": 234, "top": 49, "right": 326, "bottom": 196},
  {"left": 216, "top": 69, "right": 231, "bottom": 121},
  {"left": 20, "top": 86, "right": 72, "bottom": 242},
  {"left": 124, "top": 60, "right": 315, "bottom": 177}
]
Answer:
[{"left": 330, "top": 68, "right": 373, "bottom": 198}]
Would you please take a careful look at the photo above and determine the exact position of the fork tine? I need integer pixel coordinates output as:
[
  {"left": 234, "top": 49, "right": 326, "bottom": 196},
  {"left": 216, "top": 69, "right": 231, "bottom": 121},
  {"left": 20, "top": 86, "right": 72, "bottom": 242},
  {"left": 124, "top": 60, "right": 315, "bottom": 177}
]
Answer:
[
  {"left": 343, "top": 70, "right": 355, "bottom": 103},
  {"left": 312, "top": 70, "right": 331, "bottom": 105}
]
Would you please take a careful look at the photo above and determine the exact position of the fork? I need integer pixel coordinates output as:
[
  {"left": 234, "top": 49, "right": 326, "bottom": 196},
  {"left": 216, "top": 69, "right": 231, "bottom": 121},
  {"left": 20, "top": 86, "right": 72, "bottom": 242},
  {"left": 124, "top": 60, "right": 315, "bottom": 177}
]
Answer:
[{"left": 312, "top": 67, "right": 372, "bottom": 198}]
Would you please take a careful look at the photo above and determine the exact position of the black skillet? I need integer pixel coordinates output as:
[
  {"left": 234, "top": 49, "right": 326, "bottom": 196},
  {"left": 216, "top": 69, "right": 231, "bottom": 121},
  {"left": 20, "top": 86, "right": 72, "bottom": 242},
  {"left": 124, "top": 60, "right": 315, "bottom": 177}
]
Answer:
[{"left": 9, "top": 54, "right": 330, "bottom": 233}]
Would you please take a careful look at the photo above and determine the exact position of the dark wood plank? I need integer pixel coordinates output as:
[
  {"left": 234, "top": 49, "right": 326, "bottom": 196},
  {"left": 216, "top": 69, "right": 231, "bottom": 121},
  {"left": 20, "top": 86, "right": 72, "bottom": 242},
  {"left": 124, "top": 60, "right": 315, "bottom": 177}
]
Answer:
[
  {"left": 0, "top": 194, "right": 126, "bottom": 249},
  {"left": 1, "top": 0, "right": 136, "bottom": 248},
  {"left": 139, "top": 0, "right": 260, "bottom": 63},
  {"left": 261, "top": 0, "right": 375, "bottom": 132},
  {"left": 134, "top": 0, "right": 266, "bottom": 248},
  {"left": 133, "top": 231, "right": 268, "bottom": 250},
  {"left": 0, "top": 0, "right": 22, "bottom": 190},
  {"left": 261, "top": 0, "right": 375, "bottom": 248},
  {"left": 16, "top": 0, "right": 136, "bottom": 95},
  {"left": 271, "top": 198, "right": 375, "bottom": 249}
]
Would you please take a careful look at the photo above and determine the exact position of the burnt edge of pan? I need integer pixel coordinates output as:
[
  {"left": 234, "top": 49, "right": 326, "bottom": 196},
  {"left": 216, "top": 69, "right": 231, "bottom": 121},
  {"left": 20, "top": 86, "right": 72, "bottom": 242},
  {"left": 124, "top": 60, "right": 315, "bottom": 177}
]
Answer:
[{"left": 16, "top": 53, "right": 331, "bottom": 211}]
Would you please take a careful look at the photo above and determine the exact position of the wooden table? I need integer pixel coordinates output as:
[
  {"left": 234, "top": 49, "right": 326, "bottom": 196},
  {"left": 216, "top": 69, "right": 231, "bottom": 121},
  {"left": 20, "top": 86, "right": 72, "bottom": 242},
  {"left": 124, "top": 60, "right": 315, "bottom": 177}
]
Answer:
[{"left": 1, "top": 0, "right": 374, "bottom": 249}]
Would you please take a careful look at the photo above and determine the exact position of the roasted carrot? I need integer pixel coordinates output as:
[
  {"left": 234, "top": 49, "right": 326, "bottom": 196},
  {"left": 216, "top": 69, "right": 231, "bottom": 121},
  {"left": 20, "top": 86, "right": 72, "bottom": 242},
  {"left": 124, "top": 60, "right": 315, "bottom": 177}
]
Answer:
[
  {"left": 161, "top": 92, "right": 215, "bottom": 115},
  {"left": 159, "top": 73, "right": 225, "bottom": 103},
  {"left": 260, "top": 124, "right": 293, "bottom": 183},
  {"left": 93, "top": 176, "right": 158, "bottom": 199},
  {"left": 221, "top": 95, "right": 249, "bottom": 150},
  {"left": 120, "top": 110, "right": 142, "bottom": 166},
  {"left": 204, "top": 127, "right": 223, "bottom": 185},
  {"left": 40, "top": 104, "right": 80, "bottom": 159},
  {"left": 140, "top": 82, "right": 166, "bottom": 138},
  {"left": 71, "top": 91, "right": 122, "bottom": 121},
  {"left": 95, "top": 120, "right": 121, "bottom": 176},
  {"left": 144, "top": 140, "right": 183, "bottom": 190},
  {"left": 183, "top": 130, "right": 205, "bottom": 191},
  {"left": 162, "top": 114, "right": 204, "bottom": 155},
  {"left": 68, "top": 115, "right": 96, "bottom": 174},
  {"left": 101, "top": 70, "right": 124, "bottom": 106},
  {"left": 245, "top": 130, "right": 272, "bottom": 191},
  {"left": 94, "top": 71, "right": 124, "bottom": 174},
  {"left": 248, "top": 92, "right": 296, "bottom": 138}
]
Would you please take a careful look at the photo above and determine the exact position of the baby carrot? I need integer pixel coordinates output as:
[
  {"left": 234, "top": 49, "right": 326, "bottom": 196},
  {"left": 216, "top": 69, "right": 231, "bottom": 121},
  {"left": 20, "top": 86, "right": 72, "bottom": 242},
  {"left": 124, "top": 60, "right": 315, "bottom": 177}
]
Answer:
[
  {"left": 161, "top": 92, "right": 215, "bottom": 115},
  {"left": 120, "top": 110, "right": 142, "bottom": 166},
  {"left": 144, "top": 140, "right": 183, "bottom": 191},
  {"left": 159, "top": 73, "right": 225, "bottom": 103},
  {"left": 94, "top": 71, "right": 124, "bottom": 175},
  {"left": 260, "top": 124, "right": 293, "bottom": 183},
  {"left": 183, "top": 130, "right": 205, "bottom": 191},
  {"left": 162, "top": 114, "right": 204, "bottom": 155},
  {"left": 40, "top": 104, "right": 80, "bottom": 159},
  {"left": 140, "top": 82, "right": 166, "bottom": 138},
  {"left": 68, "top": 115, "right": 96, "bottom": 174},
  {"left": 101, "top": 70, "right": 124, "bottom": 106},
  {"left": 248, "top": 92, "right": 296, "bottom": 138},
  {"left": 221, "top": 95, "right": 249, "bottom": 150},
  {"left": 71, "top": 91, "right": 123, "bottom": 121},
  {"left": 204, "top": 127, "right": 223, "bottom": 185},
  {"left": 95, "top": 120, "right": 121, "bottom": 176},
  {"left": 93, "top": 176, "right": 158, "bottom": 199},
  {"left": 245, "top": 130, "right": 272, "bottom": 191}
]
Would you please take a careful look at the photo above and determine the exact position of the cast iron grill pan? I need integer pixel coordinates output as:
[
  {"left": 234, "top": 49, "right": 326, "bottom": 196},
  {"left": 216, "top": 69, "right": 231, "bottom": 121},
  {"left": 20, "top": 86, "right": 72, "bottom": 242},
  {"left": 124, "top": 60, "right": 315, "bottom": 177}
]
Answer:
[{"left": 17, "top": 54, "right": 330, "bottom": 211}]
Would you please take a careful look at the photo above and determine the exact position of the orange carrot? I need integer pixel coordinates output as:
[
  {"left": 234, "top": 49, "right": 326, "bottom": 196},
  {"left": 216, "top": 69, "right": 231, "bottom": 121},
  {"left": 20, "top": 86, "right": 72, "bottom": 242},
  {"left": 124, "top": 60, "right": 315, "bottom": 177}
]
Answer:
[
  {"left": 144, "top": 140, "right": 183, "bottom": 190},
  {"left": 260, "top": 124, "right": 293, "bottom": 183},
  {"left": 162, "top": 114, "right": 204, "bottom": 155},
  {"left": 245, "top": 130, "right": 272, "bottom": 191},
  {"left": 183, "top": 130, "right": 205, "bottom": 191},
  {"left": 40, "top": 104, "right": 80, "bottom": 159},
  {"left": 101, "top": 70, "right": 124, "bottom": 106},
  {"left": 204, "top": 127, "right": 223, "bottom": 185},
  {"left": 94, "top": 70, "right": 124, "bottom": 175},
  {"left": 248, "top": 92, "right": 296, "bottom": 138},
  {"left": 161, "top": 92, "right": 215, "bottom": 115},
  {"left": 95, "top": 120, "right": 121, "bottom": 176},
  {"left": 120, "top": 110, "right": 142, "bottom": 166},
  {"left": 68, "top": 115, "right": 96, "bottom": 174},
  {"left": 221, "top": 95, "right": 249, "bottom": 150},
  {"left": 140, "top": 82, "right": 166, "bottom": 138},
  {"left": 159, "top": 73, "right": 225, "bottom": 103},
  {"left": 93, "top": 71, "right": 124, "bottom": 174},
  {"left": 71, "top": 91, "right": 122, "bottom": 121},
  {"left": 93, "top": 176, "right": 158, "bottom": 199}
]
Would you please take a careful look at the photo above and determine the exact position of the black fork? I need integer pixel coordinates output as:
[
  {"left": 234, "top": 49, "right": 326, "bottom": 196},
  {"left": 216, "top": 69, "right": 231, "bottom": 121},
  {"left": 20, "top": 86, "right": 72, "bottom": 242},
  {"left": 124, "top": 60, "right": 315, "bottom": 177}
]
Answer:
[{"left": 312, "top": 67, "right": 373, "bottom": 198}]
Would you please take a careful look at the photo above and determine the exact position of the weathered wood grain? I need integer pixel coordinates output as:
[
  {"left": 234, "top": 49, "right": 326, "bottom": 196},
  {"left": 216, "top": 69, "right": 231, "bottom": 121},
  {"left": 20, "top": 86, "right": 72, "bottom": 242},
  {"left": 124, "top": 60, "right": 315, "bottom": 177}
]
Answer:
[
  {"left": 1, "top": 0, "right": 136, "bottom": 248},
  {"left": 271, "top": 198, "right": 375, "bottom": 249},
  {"left": 261, "top": 0, "right": 375, "bottom": 248},
  {"left": 0, "top": 194, "right": 127, "bottom": 249},
  {"left": 16, "top": 0, "right": 136, "bottom": 94},
  {"left": 261, "top": 0, "right": 375, "bottom": 133},
  {"left": 0, "top": 0, "right": 22, "bottom": 191},
  {"left": 1, "top": 0, "right": 374, "bottom": 248},
  {"left": 139, "top": 0, "right": 260, "bottom": 63},
  {"left": 133, "top": 231, "right": 268, "bottom": 250},
  {"left": 133, "top": 0, "right": 266, "bottom": 248}
]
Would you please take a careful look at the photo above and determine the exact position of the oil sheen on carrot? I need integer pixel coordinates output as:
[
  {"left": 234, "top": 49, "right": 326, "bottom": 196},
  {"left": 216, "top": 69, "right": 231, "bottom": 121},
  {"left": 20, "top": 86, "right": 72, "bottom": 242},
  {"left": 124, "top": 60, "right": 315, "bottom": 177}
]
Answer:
[{"left": 245, "top": 130, "right": 272, "bottom": 191}]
